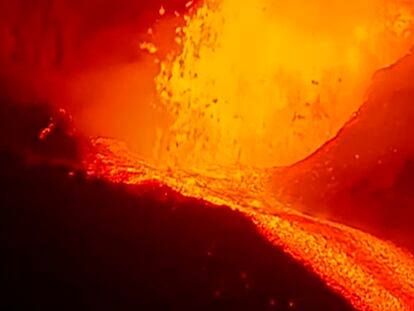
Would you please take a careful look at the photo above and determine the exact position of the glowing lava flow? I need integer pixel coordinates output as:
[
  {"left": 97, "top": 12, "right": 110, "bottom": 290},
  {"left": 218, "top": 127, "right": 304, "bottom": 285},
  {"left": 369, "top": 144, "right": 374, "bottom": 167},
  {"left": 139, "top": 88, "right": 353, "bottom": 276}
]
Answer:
[
  {"left": 85, "top": 1, "right": 414, "bottom": 310},
  {"left": 86, "top": 137, "right": 414, "bottom": 311}
]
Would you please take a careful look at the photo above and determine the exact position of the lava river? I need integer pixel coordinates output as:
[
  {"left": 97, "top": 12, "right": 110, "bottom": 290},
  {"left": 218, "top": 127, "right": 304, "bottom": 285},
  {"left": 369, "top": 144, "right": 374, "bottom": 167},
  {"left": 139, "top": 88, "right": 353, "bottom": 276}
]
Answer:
[
  {"left": 86, "top": 137, "right": 414, "bottom": 311},
  {"left": 1, "top": 0, "right": 414, "bottom": 309},
  {"left": 82, "top": 0, "right": 414, "bottom": 310}
]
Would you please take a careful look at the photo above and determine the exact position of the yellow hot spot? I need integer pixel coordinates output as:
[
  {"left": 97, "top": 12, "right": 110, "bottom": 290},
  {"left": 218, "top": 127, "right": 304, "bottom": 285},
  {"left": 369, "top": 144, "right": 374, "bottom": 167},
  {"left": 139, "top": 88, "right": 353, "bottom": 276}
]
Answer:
[
  {"left": 159, "top": 6, "right": 166, "bottom": 16},
  {"left": 139, "top": 42, "right": 158, "bottom": 54}
]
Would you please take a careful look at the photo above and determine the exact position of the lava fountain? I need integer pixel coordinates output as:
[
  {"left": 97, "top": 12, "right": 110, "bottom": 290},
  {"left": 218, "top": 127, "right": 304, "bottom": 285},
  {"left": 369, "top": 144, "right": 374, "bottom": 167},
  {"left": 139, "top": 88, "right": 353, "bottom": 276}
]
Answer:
[
  {"left": 85, "top": 0, "right": 414, "bottom": 310},
  {"left": 154, "top": 0, "right": 414, "bottom": 168}
]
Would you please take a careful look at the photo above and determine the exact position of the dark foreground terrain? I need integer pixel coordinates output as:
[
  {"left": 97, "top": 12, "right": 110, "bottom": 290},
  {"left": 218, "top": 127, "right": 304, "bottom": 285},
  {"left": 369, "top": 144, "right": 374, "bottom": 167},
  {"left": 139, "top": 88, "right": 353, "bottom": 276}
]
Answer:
[
  {"left": 0, "top": 155, "right": 356, "bottom": 311},
  {"left": 0, "top": 98, "right": 356, "bottom": 310}
]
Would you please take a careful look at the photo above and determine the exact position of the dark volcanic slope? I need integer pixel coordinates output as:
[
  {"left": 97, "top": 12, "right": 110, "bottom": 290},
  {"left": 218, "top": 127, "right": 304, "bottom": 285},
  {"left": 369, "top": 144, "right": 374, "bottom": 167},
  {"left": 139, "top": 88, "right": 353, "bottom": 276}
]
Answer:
[
  {"left": 0, "top": 155, "right": 356, "bottom": 311},
  {"left": 271, "top": 53, "right": 414, "bottom": 251}
]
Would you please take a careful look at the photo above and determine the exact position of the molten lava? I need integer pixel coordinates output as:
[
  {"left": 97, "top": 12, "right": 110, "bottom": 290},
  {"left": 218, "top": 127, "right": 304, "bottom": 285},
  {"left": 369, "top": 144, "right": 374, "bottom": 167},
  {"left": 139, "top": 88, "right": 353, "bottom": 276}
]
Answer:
[
  {"left": 84, "top": 1, "right": 414, "bottom": 310},
  {"left": 86, "top": 137, "right": 414, "bottom": 311},
  {"left": 154, "top": 0, "right": 414, "bottom": 168}
]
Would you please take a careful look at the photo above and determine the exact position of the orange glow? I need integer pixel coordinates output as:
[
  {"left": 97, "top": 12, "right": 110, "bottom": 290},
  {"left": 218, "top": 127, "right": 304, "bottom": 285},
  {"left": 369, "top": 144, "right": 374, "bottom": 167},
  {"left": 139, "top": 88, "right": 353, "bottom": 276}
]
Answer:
[
  {"left": 86, "top": 137, "right": 414, "bottom": 311},
  {"left": 159, "top": 6, "right": 166, "bottom": 16},
  {"left": 79, "top": 1, "right": 414, "bottom": 309},
  {"left": 154, "top": 0, "right": 414, "bottom": 168}
]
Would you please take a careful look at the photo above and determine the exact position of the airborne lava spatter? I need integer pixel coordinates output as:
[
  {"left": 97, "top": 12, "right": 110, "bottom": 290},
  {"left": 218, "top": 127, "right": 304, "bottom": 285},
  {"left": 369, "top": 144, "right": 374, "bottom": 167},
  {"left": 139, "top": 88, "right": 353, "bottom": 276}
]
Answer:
[
  {"left": 87, "top": 0, "right": 414, "bottom": 310},
  {"left": 154, "top": 0, "right": 414, "bottom": 168}
]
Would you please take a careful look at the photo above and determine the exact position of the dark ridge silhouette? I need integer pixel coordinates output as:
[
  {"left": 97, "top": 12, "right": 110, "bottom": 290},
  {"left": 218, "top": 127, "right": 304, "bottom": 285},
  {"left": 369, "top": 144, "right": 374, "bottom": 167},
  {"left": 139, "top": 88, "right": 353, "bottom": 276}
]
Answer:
[
  {"left": 0, "top": 97, "right": 355, "bottom": 310},
  {"left": 0, "top": 157, "right": 356, "bottom": 311}
]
